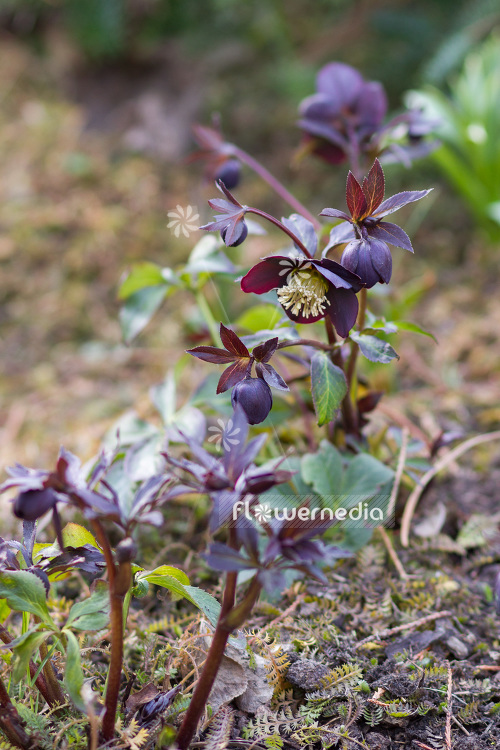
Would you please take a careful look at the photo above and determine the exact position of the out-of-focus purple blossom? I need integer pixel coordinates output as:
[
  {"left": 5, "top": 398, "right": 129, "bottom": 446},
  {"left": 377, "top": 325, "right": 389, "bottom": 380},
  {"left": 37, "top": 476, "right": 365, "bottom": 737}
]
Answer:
[
  {"left": 192, "top": 124, "right": 242, "bottom": 189},
  {"left": 297, "top": 62, "right": 439, "bottom": 169}
]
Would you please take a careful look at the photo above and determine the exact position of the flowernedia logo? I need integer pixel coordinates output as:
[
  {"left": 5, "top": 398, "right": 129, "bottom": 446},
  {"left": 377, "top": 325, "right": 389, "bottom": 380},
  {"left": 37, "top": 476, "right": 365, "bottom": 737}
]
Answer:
[
  {"left": 230, "top": 495, "right": 393, "bottom": 528},
  {"left": 167, "top": 204, "right": 200, "bottom": 238}
]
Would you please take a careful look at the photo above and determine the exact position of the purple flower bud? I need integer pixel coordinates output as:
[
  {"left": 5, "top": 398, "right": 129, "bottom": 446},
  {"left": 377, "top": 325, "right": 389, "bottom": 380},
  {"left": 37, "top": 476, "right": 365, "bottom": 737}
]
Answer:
[
  {"left": 231, "top": 377, "right": 273, "bottom": 425},
  {"left": 215, "top": 159, "right": 241, "bottom": 190},
  {"left": 221, "top": 220, "right": 248, "bottom": 247},
  {"left": 13, "top": 488, "right": 58, "bottom": 521}
]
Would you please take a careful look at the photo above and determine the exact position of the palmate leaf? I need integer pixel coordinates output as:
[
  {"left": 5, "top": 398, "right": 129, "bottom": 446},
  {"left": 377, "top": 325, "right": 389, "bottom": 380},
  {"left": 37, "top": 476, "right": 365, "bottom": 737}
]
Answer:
[
  {"left": 310, "top": 351, "right": 347, "bottom": 426},
  {"left": 63, "top": 629, "right": 86, "bottom": 712}
]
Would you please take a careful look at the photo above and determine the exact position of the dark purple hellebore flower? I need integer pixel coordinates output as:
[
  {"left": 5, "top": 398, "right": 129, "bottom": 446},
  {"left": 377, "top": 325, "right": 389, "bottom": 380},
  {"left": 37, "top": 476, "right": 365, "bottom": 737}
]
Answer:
[
  {"left": 240, "top": 254, "right": 362, "bottom": 338},
  {"left": 297, "top": 62, "right": 387, "bottom": 165},
  {"left": 231, "top": 377, "right": 273, "bottom": 425},
  {"left": 297, "top": 62, "right": 439, "bottom": 168},
  {"left": 321, "top": 159, "right": 432, "bottom": 288},
  {"left": 187, "top": 324, "right": 288, "bottom": 421}
]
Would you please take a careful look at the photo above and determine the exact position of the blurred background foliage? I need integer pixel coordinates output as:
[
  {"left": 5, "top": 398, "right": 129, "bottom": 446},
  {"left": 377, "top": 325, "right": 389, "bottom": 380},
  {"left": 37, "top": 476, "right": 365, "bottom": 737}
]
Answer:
[{"left": 1, "top": 0, "right": 500, "bottom": 479}]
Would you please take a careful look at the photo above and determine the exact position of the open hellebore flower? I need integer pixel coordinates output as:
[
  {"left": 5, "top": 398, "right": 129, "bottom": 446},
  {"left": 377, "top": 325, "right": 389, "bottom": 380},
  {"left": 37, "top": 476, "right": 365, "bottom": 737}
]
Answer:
[
  {"left": 321, "top": 159, "right": 432, "bottom": 288},
  {"left": 241, "top": 254, "right": 362, "bottom": 338},
  {"left": 297, "top": 62, "right": 438, "bottom": 168}
]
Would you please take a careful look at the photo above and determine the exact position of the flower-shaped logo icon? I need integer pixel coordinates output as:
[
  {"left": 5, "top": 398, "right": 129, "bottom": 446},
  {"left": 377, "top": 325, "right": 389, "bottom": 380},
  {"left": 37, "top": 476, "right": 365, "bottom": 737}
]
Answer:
[
  {"left": 167, "top": 204, "right": 200, "bottom": 238},
  {"left": 207, "top": 417, "right": 241, "bottom": 452},
  {"left": 278, "top": 254, "right": 306, "bottom": 283},
  {"left": 253, "top": 503, "right": 272, "bottom": 524}
]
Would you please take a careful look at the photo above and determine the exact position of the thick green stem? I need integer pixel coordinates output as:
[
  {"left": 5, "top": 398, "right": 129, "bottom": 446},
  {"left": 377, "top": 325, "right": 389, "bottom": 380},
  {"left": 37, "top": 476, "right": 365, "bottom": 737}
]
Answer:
[{"left": 230, "top": 145, "right": 321, "bottom": 229}]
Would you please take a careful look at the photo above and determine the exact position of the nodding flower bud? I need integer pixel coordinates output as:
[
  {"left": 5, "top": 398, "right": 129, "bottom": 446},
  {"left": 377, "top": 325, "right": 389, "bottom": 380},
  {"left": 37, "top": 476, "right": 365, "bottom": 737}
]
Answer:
[
  {"left": 215, "top": 159, "right": 241, "bottom": 190},
  {"left": 231, "top": 377, "right": 273, "bottom": 425},
  {"left": 221, "top": 220, "right": 248, "bottom": 247},
  {"left": 13, "top": 488, "right": 58, "bottom": 521}
]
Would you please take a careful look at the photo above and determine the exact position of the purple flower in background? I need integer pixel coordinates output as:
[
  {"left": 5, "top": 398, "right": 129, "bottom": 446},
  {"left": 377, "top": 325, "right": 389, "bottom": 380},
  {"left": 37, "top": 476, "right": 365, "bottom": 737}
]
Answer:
[
  {"left": 297, "top": 62, "right": 438, "bottom": 168},
  {"left": 321, "top": 159, "right": 432, "bottom": 288}
]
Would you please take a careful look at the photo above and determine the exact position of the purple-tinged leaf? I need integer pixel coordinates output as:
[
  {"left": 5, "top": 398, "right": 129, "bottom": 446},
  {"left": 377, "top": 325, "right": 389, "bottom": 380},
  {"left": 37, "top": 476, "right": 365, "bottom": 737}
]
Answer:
[
  {"left": 252, "top": 337, "right": 278, "bottom": 363},
  {"left": 255, "top": 362, "right": 289, "bottom": 391},
  {"left": 346, "top": 171, "right": 368, "bottom": 221},
  {"left": 282, "top": 214, "right": 318, "bottom": 256},
  {"left": 368, "top": 221, "right": 414, "bottom": 252},
  {"left": 187, "top": 345, "right": 236, "bottom": 364},
  {"left": 203, "top": 542, "right": 256, "bottom": 572},
  {"left": 362, "top": 159, "right": 385, "bottom": 214},
  {"left": 220, "top": 324, "right": 250, "bottom": 358},
  {"left": 320, "top": 207, "right": 352, "bottom": 222},
  {"left": 370, "top": 189, "right": 433, "bottom": 218},
  {"left": 216, "top": 359, "right": 252, "bottom": 394}
]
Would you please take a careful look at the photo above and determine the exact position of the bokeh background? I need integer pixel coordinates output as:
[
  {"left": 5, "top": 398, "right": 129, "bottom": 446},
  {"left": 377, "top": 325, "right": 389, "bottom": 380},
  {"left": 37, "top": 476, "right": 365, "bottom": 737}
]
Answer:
[{"left": 1, "top": 0, "right": 500, "bottom": 479}]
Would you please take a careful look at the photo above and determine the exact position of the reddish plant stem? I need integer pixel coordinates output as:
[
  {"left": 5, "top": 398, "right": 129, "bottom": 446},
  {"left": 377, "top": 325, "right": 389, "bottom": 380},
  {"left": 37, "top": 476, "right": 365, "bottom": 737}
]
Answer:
[
  {"left": 0, "top": 623, "right": 55, "bottom": 708},
  {"left": 231, "top": 145, "right": 321, "bottom": 229},
  {"left": 276, "top": 338, "right": 332, "bottom": 352},
  {"left": 34, "top": 617, "right": 66, "bottom": 707},
  {"left": 175, "top": 528, "right": 239, "bottom": 750},
  {"left": 86, "top": 517, "right": 130, "bottom": 744},
  {"left": 0, "top": 675, "right": 32, "bottom": 749},
  {"left": 245, "top": 208, "right": 313, "bottom": 258},
  {"left": 346, "top": 286, "right": 367, "bottom": 388}
]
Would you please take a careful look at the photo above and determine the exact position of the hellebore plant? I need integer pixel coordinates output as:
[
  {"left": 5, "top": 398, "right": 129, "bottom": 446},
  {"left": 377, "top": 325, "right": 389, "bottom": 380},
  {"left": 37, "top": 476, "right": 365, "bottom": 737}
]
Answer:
[{"left": 1, "top": 60, "right": 438, "bottom": 750}]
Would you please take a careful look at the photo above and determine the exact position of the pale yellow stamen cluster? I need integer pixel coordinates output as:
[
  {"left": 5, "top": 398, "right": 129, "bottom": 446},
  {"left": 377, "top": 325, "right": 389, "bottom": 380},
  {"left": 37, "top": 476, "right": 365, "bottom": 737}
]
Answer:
[{"left": 277, "top": 267, "right": 330, "bottom": 318}]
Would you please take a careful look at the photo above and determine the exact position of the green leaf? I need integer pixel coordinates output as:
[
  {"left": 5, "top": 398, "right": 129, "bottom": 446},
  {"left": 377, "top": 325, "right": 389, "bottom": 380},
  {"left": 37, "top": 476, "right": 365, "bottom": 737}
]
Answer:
[
  {"left": 350, "top": 332, "right": 399, "bottom": 363},
  {"left": 63, "top": 629, "right": 86, "bottom": 712},
  {"left": 119, "top": 285, "right": 168, "bottom": 343},
  {"left": 182, "top": 586, "right": 221, "bottom": 627},
  {"left": 392, "top": 320, "right": 437, "bottom": 342},
  {"left": 310, "top": 351, "right": 347, "bottom": 426},
  {"left": 301, "top": 440, "right": 343, "bottom": 499},
  {"left": 11, "top": 629, "right": 51, "bottom": 683},
  {"left": 341, "top": 454, "right": 394, "bottom": 502},
  {"left": 138, "top": 568, "right": 220, "bottom": 627},
  {"left": 139, "top": 566, "right": 190, "bottom": 586},
  {"left": 236, "top": 304, "right": 283, "bottom": 333},
  {"left": 119, "top": 262, "right": 167, "bottom": 299},
  {"left": 62, "top": 523, "right": 101, "bottom": 550},
  {"left": 66, "top": 581, "right": 110, "bottom": 631},
  {"left": 0, "top": 570, "right": 54, "bottom": 627}
]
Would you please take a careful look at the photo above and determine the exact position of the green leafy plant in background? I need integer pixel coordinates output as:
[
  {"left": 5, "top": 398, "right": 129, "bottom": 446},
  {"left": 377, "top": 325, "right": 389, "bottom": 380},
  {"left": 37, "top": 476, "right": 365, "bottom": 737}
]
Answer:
[{"left": 409, "top": 33, "right": 500, "bottom": 242}]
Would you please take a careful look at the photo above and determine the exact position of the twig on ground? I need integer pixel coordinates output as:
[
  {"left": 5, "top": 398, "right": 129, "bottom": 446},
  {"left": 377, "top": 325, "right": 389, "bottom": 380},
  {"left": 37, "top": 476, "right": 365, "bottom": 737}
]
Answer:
[
  {"left": 387, "top": 426, "right": 409, "bottom": 521},
  {"left": 400, "top": 430, "right": 500, "bottom": 547},
  {"left": 377, "top": 527, "right": 408, "bottom": 580},
  {"left": 445, "top": 662, "right": 453, "bottom": 750},
  {"left": 354, "top": 610, "right": 453, "bottom": 650}
]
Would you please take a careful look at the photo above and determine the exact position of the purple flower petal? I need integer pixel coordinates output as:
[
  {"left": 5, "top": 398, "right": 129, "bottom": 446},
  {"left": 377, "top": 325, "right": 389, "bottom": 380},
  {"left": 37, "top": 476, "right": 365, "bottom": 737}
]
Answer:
[
  {"left": 356, "top": 81, "right": 387, "bottom": 130},
  {"left": 314, "top": 258, "right": 362, "bottom": 292},
  {"left": 316, "top": 62, "right": 363, "bottom": 105},
  {"left": 369, "top": 238, "right": 393, "bottom": 284},
  {"left": 368, "top": 221, "right": 414, "bottom": 252},
  {"left": 326, "top": 287, "right": 359, "bottom": 338},
  {"left": 240, "top": 257, "right": 286, "bottom": 294}
]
